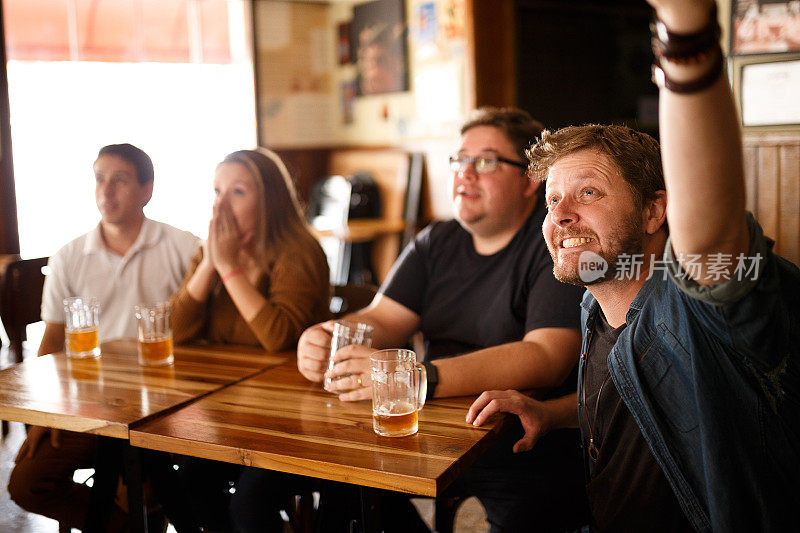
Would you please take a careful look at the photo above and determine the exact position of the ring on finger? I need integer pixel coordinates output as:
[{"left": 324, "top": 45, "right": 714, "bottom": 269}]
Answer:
[{"left": 356, "top": 374, "right": 363, "bottom": 387}]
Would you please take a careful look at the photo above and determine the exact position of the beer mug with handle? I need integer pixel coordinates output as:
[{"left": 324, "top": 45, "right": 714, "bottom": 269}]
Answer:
[
  {"left": 370, "top": 349, "right": 427, "bottom": 437},
  {"left": 63, "top": 297, "right": 100, "bottom": 358}
]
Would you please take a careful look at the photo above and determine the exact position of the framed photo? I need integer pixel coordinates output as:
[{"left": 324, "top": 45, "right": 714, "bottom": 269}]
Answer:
[
  {"left": 734, "top": 55, "right": 800, "bottom": 127},
  {"left": 351, "top": 0, "right": 409, "bottom": 96},
  {"left": 731, "top": 0, "right": 800, "bottom": 55}
]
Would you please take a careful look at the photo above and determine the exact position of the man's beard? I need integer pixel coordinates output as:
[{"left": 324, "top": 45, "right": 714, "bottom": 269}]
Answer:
[{"left": 549, "top": 213, "right": 644, "bottom": 287}]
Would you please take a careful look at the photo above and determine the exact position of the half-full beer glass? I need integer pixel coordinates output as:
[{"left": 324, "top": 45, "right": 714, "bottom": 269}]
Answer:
[
  {"left": 370, "top": 349, "right": 427, "bottom": 437},
  {"left": 63, "top": 297, "right": 100, "bottom": 358},
  {"left": 134, "top": 302, "right": 174, "bottom": 366}
]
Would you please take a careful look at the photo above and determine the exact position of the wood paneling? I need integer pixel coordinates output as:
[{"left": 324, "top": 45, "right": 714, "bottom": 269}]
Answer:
[
  {"left": 743, "top": 132, "right": 800, "bottom": 267},
  {"left": 779, "top": 144, "right": 800, "bottom": 264},
  {"left": 756, "top": 145, "right": 780, "bottom": 240},
  {"left": 467, "top": 0, "right": 516, "bottom": 108},
  {"left": 273, "top": 147, "right": 331, "bottom": 205}
]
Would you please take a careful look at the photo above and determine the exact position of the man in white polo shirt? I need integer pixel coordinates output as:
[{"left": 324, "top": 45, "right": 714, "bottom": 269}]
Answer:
[{"left": 8, "top": 143, "right": 198, "bottom": 530}]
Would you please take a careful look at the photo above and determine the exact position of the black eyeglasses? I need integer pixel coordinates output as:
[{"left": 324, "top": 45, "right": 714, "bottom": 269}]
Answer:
[{"left": 448, "top": 154, "right": 527, "bottom": 174}]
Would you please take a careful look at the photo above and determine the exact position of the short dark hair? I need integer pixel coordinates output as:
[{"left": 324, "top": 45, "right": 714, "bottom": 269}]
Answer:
[
  {"left": 527, "top": 124, "right": 664, "bottom": 213},
  {"left": 97, "top": 143, "right": 154, "bottom": 185},
  {"left": 460, "top": 107, "right": 545, "bottom": 161}
]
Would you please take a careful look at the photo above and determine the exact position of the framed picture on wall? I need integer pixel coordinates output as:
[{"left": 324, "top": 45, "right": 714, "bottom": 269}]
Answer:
[
  {"left": 731, "top": 0, "right": 800, "bottom": 55},
  {"left": 734, "top": 55, "right": 800, "bottom": 127},
  {"left": 351, "top": 0, "right": 409, "bottom": 96}
]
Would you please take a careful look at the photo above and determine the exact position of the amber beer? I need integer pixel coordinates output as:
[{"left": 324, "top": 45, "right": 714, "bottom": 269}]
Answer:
[
  {"left": 63, "top": 297, "right": 101, "bottom": 358},
  {"left": 135, "top": 302, "right": 174, "bottom": 366},
  {"left": 138, "top": 335, "right": 174, "bottom": 366},
  {"left": 373, "top": 402, "right": 418, "bottom": 437},
  {"left": 66, "top": 327, "right": 98, "bottom": 355},
  {"left": 370, "top": 349, "right": 427, "bottom": 437}
]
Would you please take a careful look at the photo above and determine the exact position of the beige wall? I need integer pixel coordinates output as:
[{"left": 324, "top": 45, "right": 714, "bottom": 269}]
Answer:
[
  {"left": 254, "top": 0, "right": 800, "bottom": 240},
  {"left": 253, "top": 0, "right": 470, "bottom": 219}
]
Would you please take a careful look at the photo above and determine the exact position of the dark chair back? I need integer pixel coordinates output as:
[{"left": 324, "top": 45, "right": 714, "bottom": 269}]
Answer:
[
  {"left": 0, "top": 256, "right": 49, "bottom": 363},
  {"left": 330, "top": 283, "right": 378, "bottom": 318}
]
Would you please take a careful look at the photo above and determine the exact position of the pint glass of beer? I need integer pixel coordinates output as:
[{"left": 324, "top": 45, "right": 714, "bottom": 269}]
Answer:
[
  {"left": 370, "top": 349, "right": 427, "bottom": 437},
  {"left": 134, "top": 302, "right": 174, "bottom": 366},
  {"left": 63, "top": 297, "right": 100, "bottom": 358}
]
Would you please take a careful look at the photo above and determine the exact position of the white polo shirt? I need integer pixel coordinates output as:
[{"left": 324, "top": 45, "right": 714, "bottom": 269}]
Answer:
[{"left": 41, "top": 218, "right": 199, "bottom": 341}]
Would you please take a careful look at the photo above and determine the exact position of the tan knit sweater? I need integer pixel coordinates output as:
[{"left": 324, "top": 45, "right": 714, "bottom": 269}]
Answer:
[{"left": 170, "top": 235, "right": 330, "bottom": 352}]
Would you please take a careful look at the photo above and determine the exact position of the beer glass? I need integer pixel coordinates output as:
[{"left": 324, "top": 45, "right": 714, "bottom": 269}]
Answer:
[
  {"left": 324, "top": 320, "right": 373, "bottom": 392},
  {"left": 63, "top": 297, "right": 100, "bottom": 358},
  {"left": 134, "top": 302, "right": 174, "bottom": 366},
  {"left": 370, "top": 349, "right": 427, "bottom": 437}
]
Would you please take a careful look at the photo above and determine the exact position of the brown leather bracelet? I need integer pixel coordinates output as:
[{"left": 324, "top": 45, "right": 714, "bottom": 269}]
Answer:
[
  {"left": 651, "top": 2, "right": 720, "bottom": 62},
  {"left": 652, "top": 44, "right": 723, "bottom": 94}
]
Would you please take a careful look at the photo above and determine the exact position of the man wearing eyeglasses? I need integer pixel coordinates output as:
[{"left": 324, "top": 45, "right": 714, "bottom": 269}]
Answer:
[
  {"left": 297, "top": 107, "right": 589, "bottom": 532},
  {"left": 468, "top": 1, "right": 800, "bottom": 531}
]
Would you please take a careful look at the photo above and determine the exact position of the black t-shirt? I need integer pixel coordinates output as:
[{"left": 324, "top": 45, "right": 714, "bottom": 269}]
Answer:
[
  {"left": 580, "top": 311, "right": 693, "bottom": 533},
  {"left": 380, "top": 202, "right": 589, "bottom": 524},
  {"left": 381, "top": 200, "right": 585, "bottom": 364}
]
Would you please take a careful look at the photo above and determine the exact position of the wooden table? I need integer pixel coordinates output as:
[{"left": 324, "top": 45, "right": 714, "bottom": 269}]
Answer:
[
  {"left": 0, "top": 339, "right": 289, "bottom": 532},
  {"left": 131, "top": 360, "right": 507, "bottom": 530},
  {"left": 0, "top": 339, "right": 287, "bottom": 438}
]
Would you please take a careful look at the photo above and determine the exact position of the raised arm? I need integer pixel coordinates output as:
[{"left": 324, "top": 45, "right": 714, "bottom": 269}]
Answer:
[{"left": 651, "top": 0, "right": 749, "bottom": 283}]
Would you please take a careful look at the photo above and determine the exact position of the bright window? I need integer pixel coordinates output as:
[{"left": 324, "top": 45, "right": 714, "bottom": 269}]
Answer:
[{"left": 4, "top": 0, "right": 257, "bottom": 257}]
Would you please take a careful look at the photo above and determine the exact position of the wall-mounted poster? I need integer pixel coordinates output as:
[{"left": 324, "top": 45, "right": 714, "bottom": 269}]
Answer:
[
  {"left": 352, "top": 0, "right": 409, "bottom": 95},
  {"left": 415, "top": 2, "right": 438, "bottom": 44},
  {"left": 740, "top": 58, "right": 800, "bottom": 126},
  {"left": 731, "top": 0, "right": 800, "bottom": 55},
  {"left": 442, "top": 0, "right": 465, "bottom": 39}
]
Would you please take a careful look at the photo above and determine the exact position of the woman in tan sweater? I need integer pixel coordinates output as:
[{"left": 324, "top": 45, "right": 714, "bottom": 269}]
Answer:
[
  {"left": 166, "top": 149, "right": 330, "bottom": 532},
  {"left": 170, "top": 148, "right": 329, "bottom": 351}
]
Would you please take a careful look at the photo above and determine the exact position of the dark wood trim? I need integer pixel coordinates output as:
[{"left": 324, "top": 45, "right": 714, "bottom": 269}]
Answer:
[
  {"left": 468, "top": 0, "right": 516, "bottom": 108},
  {"left": 249, "top": 0, "right": 264, "bottom": 148},
  {"left": 0, "top": 1, "right": 19, "bottom": 254}
]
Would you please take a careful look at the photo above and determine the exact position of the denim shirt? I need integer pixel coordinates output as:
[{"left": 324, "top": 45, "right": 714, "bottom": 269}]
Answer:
[{"left": 577, "top": 214, "right": 800, "bottom": 532}]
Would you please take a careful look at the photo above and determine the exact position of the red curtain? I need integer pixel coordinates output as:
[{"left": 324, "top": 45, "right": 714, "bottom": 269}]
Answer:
[{"left": 3, "top": 0, "right": 231, "bottom": 63}]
